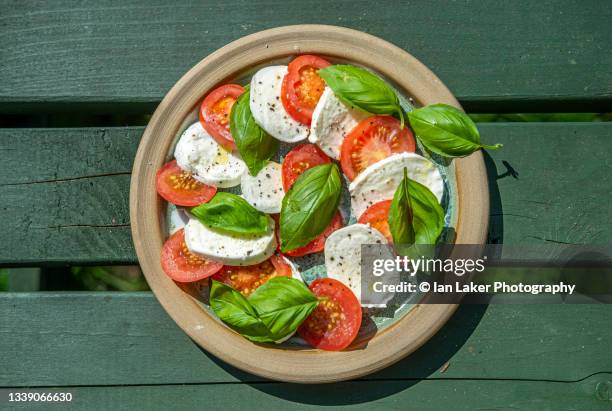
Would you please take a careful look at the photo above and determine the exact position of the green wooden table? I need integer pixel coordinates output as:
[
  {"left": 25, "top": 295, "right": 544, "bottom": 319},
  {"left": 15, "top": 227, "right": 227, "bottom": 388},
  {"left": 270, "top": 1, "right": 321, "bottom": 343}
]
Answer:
[{"left": 1, "top": 1, "right": 611, "bottom": 409}]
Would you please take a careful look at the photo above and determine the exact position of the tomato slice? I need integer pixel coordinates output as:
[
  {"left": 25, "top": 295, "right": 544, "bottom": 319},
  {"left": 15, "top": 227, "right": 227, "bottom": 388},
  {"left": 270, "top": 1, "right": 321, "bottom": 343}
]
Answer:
[
  {"left": 340, "top": 115, "right": 416, "bottom": 180},
  {"left": 358, "top": 200, "right": 393, "bottom": 243},
  {"left": 199, "top": 84, "right": 244, "bottom": 150},
  {"left": 281, "top": 143, "right": 331, "bottom": 191},
  {"left": 211, "top": 254, "right": 292, "bottom": 297},
  {"left": 156, "top": 160, "right": 217, "bottom": 207},
  {"left": 281, "top": 55, "right": 331, "bottom": 125},
  {"left": 298, "top": 278, "right": 362, "bottom": 351},
  {"left": 161, "top": 229, "right": 223, "bottom": 283}
]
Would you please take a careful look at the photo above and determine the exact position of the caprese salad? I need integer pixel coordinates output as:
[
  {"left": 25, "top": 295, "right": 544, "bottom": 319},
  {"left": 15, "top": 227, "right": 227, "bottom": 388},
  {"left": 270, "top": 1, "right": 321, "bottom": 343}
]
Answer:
[{"left": 156, "top": 55, "right": 501, "bottom": 351}]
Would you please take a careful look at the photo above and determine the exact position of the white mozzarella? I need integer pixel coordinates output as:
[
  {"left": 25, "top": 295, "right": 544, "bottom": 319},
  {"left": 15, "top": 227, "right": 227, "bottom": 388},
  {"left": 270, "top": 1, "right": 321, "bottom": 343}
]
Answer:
[
  {"left": 250, "top": 66, "right": 309, "bottom": 143},
  {"left": 184, "top": 217, "right": 276, "bottom": 266},
  {"left": 349, "top": 152, "right": 444, "bottom": 218},
  {"left": 240, "top": 161, "right": 285, "bottom": 213},
  {"left": 324, "top": 224, "right": 391, "bottom": 304},
  {"left": 174, "top": 122, "right": 246, "bottom": 188},
  {"left": 309, "top": 87, "right": 368, "bottom": 159}
]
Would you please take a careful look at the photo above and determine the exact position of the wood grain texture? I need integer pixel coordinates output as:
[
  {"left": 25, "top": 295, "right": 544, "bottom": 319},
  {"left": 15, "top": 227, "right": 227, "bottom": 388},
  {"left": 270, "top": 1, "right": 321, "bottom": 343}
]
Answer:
[
  {"left": 0, "top": 128, "right": 139, "bottom": 266},
  {"left": 1, "top": 293, "right": 611, "bottom": 387},
  {"left": 1, "top": 0, "right": 610, "bottom": 113},
  {"left": 3, "top": 375, "right": 611, "bottom": 410},
  {"left": 1, "top": 122, "right": 610, "bottom": 266}
]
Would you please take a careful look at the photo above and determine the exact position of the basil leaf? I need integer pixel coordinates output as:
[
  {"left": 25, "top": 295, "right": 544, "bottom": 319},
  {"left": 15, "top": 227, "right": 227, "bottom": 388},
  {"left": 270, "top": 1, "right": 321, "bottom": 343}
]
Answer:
[
  {"left": 388, "top": 169, "right": 445, "bottom": 248},
  {"left": 209, "top": 280, "right": 272, "bottom": 342},
  {"left": 230, "top": 86, "right": 279, "bottom": 176},
  {"left": 407, "top": 104, "right": 502, "bottom": 157},
  {"left": 280, "top": 163, "right": 342, "bottom": 252},
  {"left": 191, "top": 192, "right": 269, "bottom": 236},
  {"left": 388, "top": 168, "right": 416, "bottom": 249},
  {"left": 210, "top": 278, "right": 318, "bottom": 343},
  {"left": 318, "top": 64, "right": 405, "bottom": 126},
  {"left": 248, "top": 277, "right": 319, "bottom": 340}
]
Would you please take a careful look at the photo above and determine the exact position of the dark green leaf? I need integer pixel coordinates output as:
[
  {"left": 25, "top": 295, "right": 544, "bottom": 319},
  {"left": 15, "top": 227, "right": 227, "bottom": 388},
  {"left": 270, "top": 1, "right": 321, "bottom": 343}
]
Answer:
[
  {"left": 388, "top": 168, "right": 416, "bottom": 250},
  {"left": 280, "top": 163, "right": 342, "bottom": 252},
  {"left": 191, "top": 192, "right": 269, "bottom": 236},
  {"left": 209, "top": 280, "right": 272, "bottom": 342},
  {"left": 388, "top": 171, "right": 445, "bottom": 250},
  {"left": 248, "top": 277, "right": 319, "bottom": 339},
  {"left": 230, "top": 86, "right": 279, "bottom": 176},
  {"left": 318, "top": 65, "right": 405, "bottom": 126},
  {"left": 407, "top": 104, "right": 502, "bottom": 157}
]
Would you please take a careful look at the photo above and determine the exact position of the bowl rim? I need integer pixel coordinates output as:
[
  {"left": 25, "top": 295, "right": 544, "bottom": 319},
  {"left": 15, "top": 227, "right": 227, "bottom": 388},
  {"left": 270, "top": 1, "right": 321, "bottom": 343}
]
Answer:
[{"left": 130, "top": 24, "right": 489, "bottom": 383}]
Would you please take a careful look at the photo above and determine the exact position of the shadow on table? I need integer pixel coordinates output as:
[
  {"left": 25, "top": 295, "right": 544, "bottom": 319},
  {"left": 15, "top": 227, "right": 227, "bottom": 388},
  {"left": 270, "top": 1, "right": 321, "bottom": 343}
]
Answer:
[
  {"left": 196, "top": 152, "right": 505, "bottom": 405},
  {"left": 199, "top": 304, "right": 487, "bottom": 405}
]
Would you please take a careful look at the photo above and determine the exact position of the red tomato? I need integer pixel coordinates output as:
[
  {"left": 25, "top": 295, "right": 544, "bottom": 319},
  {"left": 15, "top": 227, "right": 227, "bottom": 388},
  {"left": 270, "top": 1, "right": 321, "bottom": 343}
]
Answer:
[
  {"left": 281, "top": 143, "right": 331, "bottom": 191},
  {"left": 211, "top": 254, "right": 292, "bottom": 297},
  {"left": 340, "top": 115, "right": 416, "bottom": 180},
  {"left": 298, "top": 278, "right": 362, "bottom": 351},
  {"left": 161, "top": 229, "right": 223, "bottom": 283},
  {"left": 199, "top": 84, "right": 244, "bottom": 150},
  {"left": 156, "top": 160, "right": 217, "bottom": 207},
  {"left": 281, "top": 55, "right": 331, "bottom": 125},
  {"left": 358, "top": 200, "right": 393, "bottom": 243}
]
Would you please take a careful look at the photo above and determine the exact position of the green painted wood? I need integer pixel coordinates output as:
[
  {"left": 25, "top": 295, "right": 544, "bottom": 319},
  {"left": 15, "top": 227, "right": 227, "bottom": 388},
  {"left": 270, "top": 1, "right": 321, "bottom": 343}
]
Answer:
[
  {"left": 0, "top": 127, "right": 139, "bottom": 266},
  {"left": 2, "top": 374, "right": 611, "bottom": 410},
  {"left": 1, "top": 293, "right": 611, "bottom": 386},
  {"left": 1, "top": 1, "right": 610, "bottom": 114},
  {"left": 1, "top": 123, "right": 610, "bottom": 266}
]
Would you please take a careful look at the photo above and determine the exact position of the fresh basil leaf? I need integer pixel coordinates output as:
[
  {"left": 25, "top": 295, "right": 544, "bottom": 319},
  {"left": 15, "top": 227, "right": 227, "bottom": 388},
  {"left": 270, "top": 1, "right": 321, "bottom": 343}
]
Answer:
[
  {"left": 248, "top": 277, "right": 319, "bottom": 340},
  {"left": 388, "top": 168, "right": 416, "bottom": 250},
  {"left": 407, "top": 104, "right": 502, "bottom": 157},
  {"left": 318, "top": 64, "right": 405, "bottom": 127},
  {"left": 191, "top": 192, "right": 269, "bottom": 236},
  {"left": 209, "top": 280, "right": 272, "bottom": 342},
  {"left": 230, "top": 86, "right": 279, "bottom": 176},
  {"left": 388, "top": 169, "right": 445, "bottom": 249},
  {"left": 280, "top": 163, "right": 342, "bottom": 252},
  {"left": 210, "top": 278, "right": 318, "bottom": 343}
]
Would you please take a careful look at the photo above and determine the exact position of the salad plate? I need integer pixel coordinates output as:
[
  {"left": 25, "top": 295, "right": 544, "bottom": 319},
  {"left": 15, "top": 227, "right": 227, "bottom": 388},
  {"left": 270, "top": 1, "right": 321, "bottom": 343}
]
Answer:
[{"left": 130, "top": 25, "right": 489, "bottom": 383}]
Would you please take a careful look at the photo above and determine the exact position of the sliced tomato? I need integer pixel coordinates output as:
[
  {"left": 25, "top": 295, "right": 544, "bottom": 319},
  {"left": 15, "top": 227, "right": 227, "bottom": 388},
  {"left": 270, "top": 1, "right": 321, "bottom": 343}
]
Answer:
[
  {"left": 199, "top": 84, "right": 244, "bottom": 150},
  {"left": 298, "top": 278, "right": 362, "bottom": 351},
  {"left": 161, "top": 229, "right": 223, "bottom": 283},
  {"left": 358, "top": 200, "right": 393, "bottom": 243},
  {"left": 340, "top": 115, "right": 416, "bottom": 180},
  {"left": 211, "top": 254, "right": 292, "bottom": 297},
  {"left": 281, "top": 55, "right": 331, "bottom": 125},
  {"left": 156, "top": 160, "right": 217, "bottom": 207},
  {"left": 274, "top": 212, "right": 344, "bottom": 257},
  {"left": 281, "top": 143, "right": 331, "bottom": 191}
]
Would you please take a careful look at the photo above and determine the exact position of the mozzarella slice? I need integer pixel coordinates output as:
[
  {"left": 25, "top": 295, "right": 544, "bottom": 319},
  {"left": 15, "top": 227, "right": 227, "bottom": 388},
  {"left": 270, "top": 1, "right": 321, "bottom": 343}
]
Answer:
[
  {"left": 349, "top": 152, "right": 444, "bottom": 218},
  {"left": 250, "top": 66, "right": 309, "bottom": 143},
  {"left": 240, "top": 161, "right": 285, "bottom": 213},
  {"left": 309, "top": 87, "right": 368, "bottom": 159},
  {"left": 184, "top": 217, "right": 276, "bottom": 266},
  {"left": 324, "top": 224, "right": 391, "bottom": 303},
  {"left": 174, "top": 122, "right": 246, "bottom": 188}
]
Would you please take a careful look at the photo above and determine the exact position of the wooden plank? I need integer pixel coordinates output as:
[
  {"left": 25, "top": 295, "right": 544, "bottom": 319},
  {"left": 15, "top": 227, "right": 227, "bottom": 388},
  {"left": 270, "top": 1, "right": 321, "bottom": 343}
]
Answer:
[
  {"left": 0, "top": 127, "right": 138, "bottom": 266},
  {"left": 2, "top": 375, "right": 610, "bottom": 410},
  {"left": 1, "top": 122, "right": 610, "bottom": 266},
  {"left": 1, "top": 0, "right": 610, "bottom": 113},
  {"left": 1, "top": 293, "right": 611, "bottom": 386}
]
